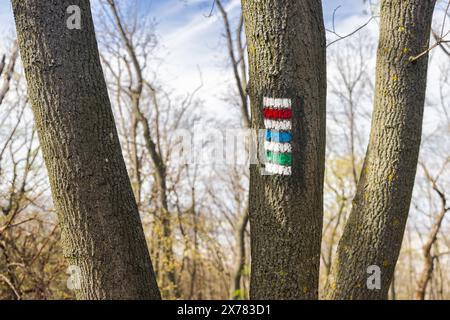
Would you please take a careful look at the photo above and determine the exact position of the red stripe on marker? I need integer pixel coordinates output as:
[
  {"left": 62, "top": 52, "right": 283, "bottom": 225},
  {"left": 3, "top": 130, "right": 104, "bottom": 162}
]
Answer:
[{"left": 263, "top": 108, "right": 292, "bottom": 119}]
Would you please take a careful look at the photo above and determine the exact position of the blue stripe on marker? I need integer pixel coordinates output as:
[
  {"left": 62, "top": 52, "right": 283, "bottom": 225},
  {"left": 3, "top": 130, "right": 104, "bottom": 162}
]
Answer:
[
  {"left": 265, "top": 130, "right": 271, "bottom": 141},
  {"left": 265, "top": 130, "right": 292, "bottom": 143}
]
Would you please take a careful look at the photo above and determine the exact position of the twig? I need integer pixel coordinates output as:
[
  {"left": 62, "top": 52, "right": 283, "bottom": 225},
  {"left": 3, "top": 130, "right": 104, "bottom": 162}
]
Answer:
[
  {"left": 409, "top": 37, "right": 450, "bottom": 62},
  {"left": 440, "top": 0, "right": 450, "bottom": 38},
  {"left": 410, "top": 1, "right": 450, "bottom": 62},
  {"left": 326, "top": 6, "right": 376, "bottom": 47},
  {"left": 0, "top": 274, "right": 21, "bottom": 299},
  {"left": 204, "top": 0, "right": 216, "bottom": 18}
]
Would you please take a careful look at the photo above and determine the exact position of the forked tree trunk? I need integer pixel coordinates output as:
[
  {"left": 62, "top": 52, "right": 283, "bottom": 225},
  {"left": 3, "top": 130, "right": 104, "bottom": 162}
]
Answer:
[
  {"left": 216, "top": 1, "right": 251, "bottom": 300},
  {"left": 326, "top": 0, "right": 436, "bottom": 300},
  {"left": 11, "top": 0, "right": 160, "bottom": 299},
  {"left": 415, "top": 179, "right": 448, "bottom": 300},
  {"left": 231, "top": 207, "right": 249, "bottom": 299},
  {"left": 242, "top": 0, "right": 326, "bottom": 299}
]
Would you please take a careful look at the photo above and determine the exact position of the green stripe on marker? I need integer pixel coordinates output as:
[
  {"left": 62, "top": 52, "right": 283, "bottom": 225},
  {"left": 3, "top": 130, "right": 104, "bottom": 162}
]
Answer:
[{"left": 265, "top": 151, "right": 292, "bottom": 166}]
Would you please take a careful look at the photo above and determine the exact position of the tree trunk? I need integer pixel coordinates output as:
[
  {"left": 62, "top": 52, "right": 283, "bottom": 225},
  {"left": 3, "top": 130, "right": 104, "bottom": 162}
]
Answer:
[
  {"left": 326, "top": 0, "right": 436, "bottom": 300},
  {"left": 242, "top": 0, "right": 326, "bottom": 299},
  {"left": 415, "top": 254, "right": 434, "bottom": 300},
  {"left": 415, "top": 178, "right": 448, "bottom": 300},
  {"left": 11, "top": 0, "right": 160, "bottom": 300}
]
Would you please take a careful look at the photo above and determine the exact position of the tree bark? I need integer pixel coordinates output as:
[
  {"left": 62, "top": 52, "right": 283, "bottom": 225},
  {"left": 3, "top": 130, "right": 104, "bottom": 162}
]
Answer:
[
  {"left": 11, "top": 0, "right": 160, "bottom": 299},
  {"left": 326, "top": 0, "right": 436, "bottom": 300},
  {"left": 242, "top": 0, "right": 326, "bottom": 299}
]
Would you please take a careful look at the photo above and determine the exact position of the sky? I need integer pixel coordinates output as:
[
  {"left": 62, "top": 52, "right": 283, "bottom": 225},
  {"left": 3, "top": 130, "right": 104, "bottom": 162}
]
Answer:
[
  {"left": 0, "top": 0, "right": 373, "bottom": 118},
  {"left": 0, "top": 1, "right": 448, "bottom": 233},
  {"left": 1, "top": 0, "right": 447, "bottom": 138},
  {"left": 141, "top": 0, "right": 371, "bottom": 117}
]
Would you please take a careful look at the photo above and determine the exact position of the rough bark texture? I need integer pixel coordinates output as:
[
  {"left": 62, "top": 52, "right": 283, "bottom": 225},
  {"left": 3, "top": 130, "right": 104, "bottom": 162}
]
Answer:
[
  {"left": 326, "top": 0, "right": 436, "bottom": 300},
  {"left": 242, "top": 0, "right": 326, "bottom": 299},
  {"left": 11, "top": 0, "right": 161, "bottom": 299}
]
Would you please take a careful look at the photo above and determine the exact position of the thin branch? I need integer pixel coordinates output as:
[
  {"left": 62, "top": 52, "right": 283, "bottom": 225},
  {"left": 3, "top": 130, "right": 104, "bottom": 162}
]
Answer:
[
  {"left": 0, "top": 274, "right": 21, "bottom": 299},
  {"left": 326, "top": 6, "right": 376, "bottom": 47},
  {"left": 410, "top": 2, "right": 450, "bottom": 62},
  {"left": 204, "top": 0, "right": 217, "bottom": 18}
]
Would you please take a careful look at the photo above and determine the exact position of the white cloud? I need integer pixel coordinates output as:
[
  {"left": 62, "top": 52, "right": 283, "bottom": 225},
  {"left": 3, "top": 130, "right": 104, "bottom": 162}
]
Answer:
[{"left": 153, "top": 0, "right": 242, "bottom": 119}]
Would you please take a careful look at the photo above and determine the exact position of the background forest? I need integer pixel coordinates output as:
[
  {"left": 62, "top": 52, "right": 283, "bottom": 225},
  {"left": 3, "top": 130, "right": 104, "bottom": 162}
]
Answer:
[{"left": 0, "top": 0, "right": 449, "bottom": 300}]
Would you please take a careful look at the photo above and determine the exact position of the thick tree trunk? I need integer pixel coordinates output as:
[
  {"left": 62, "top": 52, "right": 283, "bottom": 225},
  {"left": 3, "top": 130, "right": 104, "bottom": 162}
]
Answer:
[
  {"left": 326, "top": 0, "right": 436, "bottom": 300},
  {"left": 11, "top": 0, "right": 160, "bottom": 299},
  {"left": 242, "top": 0, "right": 326, "bottom": 299}
]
